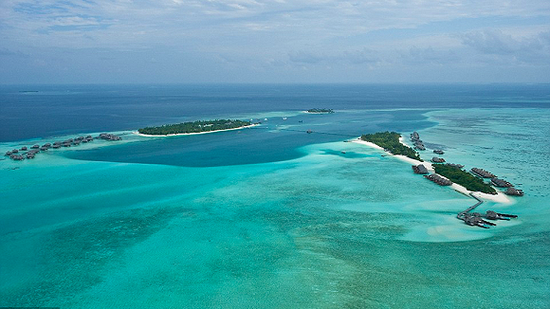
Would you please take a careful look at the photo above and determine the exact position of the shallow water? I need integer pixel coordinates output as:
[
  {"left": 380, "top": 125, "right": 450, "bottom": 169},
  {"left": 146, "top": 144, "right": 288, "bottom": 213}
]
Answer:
[{"left": 1, "top": 86, "right": 550, "bottom": 308}]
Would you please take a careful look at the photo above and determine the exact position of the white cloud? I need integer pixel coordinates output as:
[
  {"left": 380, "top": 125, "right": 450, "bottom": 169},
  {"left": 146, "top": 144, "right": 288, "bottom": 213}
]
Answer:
[
  {"left": 1, "top": 0, "right": 549, "bottom": 82},
  {"left": 458, "top": 29, "right": 550, "bottom": 64},
  {"left": 52, "top": 16, "right": 101, "bottom": 27}
]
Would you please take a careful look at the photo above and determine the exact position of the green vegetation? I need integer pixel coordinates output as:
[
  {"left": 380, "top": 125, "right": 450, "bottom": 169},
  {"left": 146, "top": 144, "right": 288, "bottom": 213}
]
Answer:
[
  {"left": 307, "top": 108, "right": 334, "bottom": 114},
  {"left": 138, "top": 119, "right": 252, "bottom": 135},
  {"left": 360, "top": 131, "right": 422, "bottom": 161},
  {"left": 433, "top": 164, "right": 497, "bottom": 194}
]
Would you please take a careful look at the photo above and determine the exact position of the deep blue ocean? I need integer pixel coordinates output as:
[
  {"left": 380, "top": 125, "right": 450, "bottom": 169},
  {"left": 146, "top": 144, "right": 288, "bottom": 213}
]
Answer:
[
  {"left": 2, "top": 84, "right": 549, "bottom": 142},
  {"left": 1, "top": 84, "right": 550, "bottom": 308}
]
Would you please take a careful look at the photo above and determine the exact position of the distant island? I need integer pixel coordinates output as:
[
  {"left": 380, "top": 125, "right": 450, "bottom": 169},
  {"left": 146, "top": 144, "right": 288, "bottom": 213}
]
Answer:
[
  {"left": 137, "top": 119, "right": 254, "bottom": 136},
  {"left": 361, "top": 131, "right": 422, "bottom": 161},
  {"left": 433, "top": 164, "right": 497, "bottom": 194},
  {"left": 305, "top": 108, "right": 334, "bottom": 114}
]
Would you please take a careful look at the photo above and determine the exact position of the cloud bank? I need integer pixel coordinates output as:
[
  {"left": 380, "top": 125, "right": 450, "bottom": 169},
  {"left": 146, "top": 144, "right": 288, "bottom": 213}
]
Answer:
[{"left": 1, "top": 0, "right": 549, "bottom": 83}]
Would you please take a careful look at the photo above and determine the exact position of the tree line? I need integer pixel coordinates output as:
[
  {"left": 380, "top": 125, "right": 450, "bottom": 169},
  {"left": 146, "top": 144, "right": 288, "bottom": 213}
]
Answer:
[{"left": 138, "top": 119, "right": 252, "bottom": 135}]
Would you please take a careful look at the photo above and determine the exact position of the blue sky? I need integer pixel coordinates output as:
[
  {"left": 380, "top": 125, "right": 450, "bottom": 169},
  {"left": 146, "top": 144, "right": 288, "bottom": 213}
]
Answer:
[{"left": 0, "top": 0, "right": 549, "bottom": 84}]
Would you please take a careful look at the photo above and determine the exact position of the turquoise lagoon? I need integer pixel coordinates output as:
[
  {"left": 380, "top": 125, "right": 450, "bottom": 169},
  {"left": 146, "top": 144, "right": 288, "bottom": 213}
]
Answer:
[{"left": 1, "top": 105, "right": 550, "bottom": 308}]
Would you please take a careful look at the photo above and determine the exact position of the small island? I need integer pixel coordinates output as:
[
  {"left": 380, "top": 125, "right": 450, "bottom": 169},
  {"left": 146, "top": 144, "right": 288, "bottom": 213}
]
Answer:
[
  {"left": 433, "top": 164, "right": 497, "bottom": 194},
  {"left": 360, "top": 131, "right": 422, "bottom": 161},
  {"left": 305, "top": 108, "right": 334, "bottom": 114},
  {"left": 137, "top": 119, "right": 253, "bottom": 136}
]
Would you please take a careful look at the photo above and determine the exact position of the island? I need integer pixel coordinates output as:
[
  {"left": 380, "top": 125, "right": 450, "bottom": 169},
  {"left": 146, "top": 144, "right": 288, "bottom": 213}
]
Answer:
[
  {"left": 433, "top": 164, "right": 497, "bottom": 194},
  {"left": 305, "top": 108, "right": 334, "bottom": 114},
  {"left": 360, "top": 131, "right": 422, "bottom": 161},
  {"left": 137, "top": 119, "right": 254, "bottom": 136}
]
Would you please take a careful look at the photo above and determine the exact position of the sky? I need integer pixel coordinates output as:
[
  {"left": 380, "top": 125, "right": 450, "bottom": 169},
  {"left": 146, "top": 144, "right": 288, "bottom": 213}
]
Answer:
[{"left": 0, "top": 0, "right": 549, "bottom": 84}]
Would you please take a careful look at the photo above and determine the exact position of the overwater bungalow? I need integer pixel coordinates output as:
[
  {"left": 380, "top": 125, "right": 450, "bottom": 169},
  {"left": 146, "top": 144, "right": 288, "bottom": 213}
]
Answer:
[
  {"left": 415, "top": 144, "right": 426, "bottom": 151},
  {"left": 10, "top": 154, "right": 24, "bottom": 161},
  {"left": 431, "top": 157, "right": 445, "bottom": 163},
  {"left": 410, "top": 132, "right": 419, "bottom": 141},
  {"left": 12, "top": 149, "right": 19, "bottom": 153},
  {"left": 485, "top": 210, "right": 499, "bottom": 220},
  {"left": 31, "top": 144, "right": 40, "bottom": 149},
  {"left": 433, "top": 149, "right": 444, "bottom": 155},
  {"left": 98, "top": 133, "right": 122, "bottom": 141},
  {"left": 446, "top": 163, "right": 464, "bottom": 169},
  {"left": 505, "top": 187, "right": 524, "bottom": 196},
  {"left": 471, "top": 167, "right": 496, "bottom": 178},
  {"left": 412, "top": 164, "right": 429, "bottom": 174},
  {"left": 5, "top": 151, "right": 12, "bottom": 156},
  {"left": 424, "top": 174, "right": 452, "bottom": 186},
  {"left": 491, "top": 178, "right": 513, "bottom": 188},
  {"left": 462, "top": 214, "right": 490, "bottom": 228},
  {"left": 484, "top": 210, "right": 518, "bottom": 220},
  {"left": 21, "top": 146, "right": 27, "bottom": 151}
]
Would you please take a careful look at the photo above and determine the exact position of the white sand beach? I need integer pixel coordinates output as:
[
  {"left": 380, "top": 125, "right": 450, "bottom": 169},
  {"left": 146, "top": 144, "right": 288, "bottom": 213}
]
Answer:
[{"left": 353, "top": 138, "right": 435, "bottom": 171}]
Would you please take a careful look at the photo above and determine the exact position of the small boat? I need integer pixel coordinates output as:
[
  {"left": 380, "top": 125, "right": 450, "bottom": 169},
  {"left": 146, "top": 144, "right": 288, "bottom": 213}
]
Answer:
[
  {"left": 306, "top": 130, "right": 313, "bottom": 134},
  {"left": 283, "top": 117, "right": 287, "bottom": 120},
  {"left": 341, "top": 151, "right": 346, "bottom": 154}
]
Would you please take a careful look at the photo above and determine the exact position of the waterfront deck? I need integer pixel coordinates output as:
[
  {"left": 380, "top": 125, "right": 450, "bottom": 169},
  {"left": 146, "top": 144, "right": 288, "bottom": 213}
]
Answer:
[{"left": 456, "top": 193, "right": 518, "bottom": 228}]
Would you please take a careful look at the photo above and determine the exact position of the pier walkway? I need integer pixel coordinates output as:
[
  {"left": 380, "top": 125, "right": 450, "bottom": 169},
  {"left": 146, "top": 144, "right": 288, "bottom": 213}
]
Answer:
[
  {"left": 457, "top": 193, "right": 483, "bottom": 218},
  {"left": 456, "top": 193, "right": 517, "bottom": 228}
]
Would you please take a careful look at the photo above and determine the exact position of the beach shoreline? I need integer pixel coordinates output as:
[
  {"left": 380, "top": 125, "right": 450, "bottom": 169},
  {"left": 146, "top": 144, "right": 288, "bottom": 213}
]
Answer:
[
  {"left": 352, "top": 138, "right": 435, "bottom": 171},
  {"left": 352, "top": 137, "right": 511, "bottom": 204},
  {"left": 134, "top": 123, "right": 259, "bottom": 137}
]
